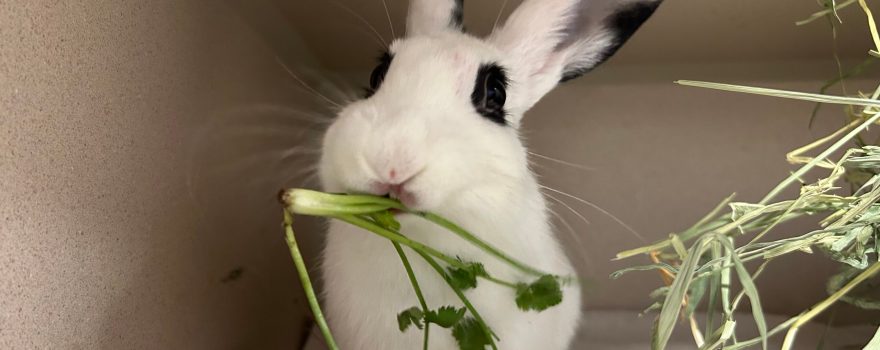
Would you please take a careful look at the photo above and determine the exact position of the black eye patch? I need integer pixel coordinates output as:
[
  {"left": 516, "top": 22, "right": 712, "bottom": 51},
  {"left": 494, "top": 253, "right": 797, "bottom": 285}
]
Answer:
[
  {"left": 470, "top": 63, "right": 508, "bottom": 125},
  {"left": 365, "top": 52, "right": 393, "bottom": 98}
]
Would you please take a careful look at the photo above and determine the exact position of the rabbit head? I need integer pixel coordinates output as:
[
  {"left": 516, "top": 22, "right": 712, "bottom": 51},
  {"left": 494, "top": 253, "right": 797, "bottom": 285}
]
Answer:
[{"left": 319, "top": 0, "right": 662, "bottom": 211}]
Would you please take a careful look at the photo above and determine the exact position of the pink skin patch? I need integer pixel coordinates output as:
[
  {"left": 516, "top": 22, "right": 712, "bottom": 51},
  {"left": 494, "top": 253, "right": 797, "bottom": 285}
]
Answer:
[
  {"left": 369, "top": 181, "right": 418, "bottom": 209},
  {"left": 389, "top": 184, "right": 417, "bottom": 208},
  {"left": 370, "top": 182, "right": 391, "bottom": 195},
  {"left": 451, "top": 51, "right": 472, "bottom": 96}
]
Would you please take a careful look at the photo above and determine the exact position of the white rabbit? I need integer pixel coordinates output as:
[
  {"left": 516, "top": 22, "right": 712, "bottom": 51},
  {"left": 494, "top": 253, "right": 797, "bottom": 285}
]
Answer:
[{"left": 318, "top": 0, "right": 662, "bottom": 349}]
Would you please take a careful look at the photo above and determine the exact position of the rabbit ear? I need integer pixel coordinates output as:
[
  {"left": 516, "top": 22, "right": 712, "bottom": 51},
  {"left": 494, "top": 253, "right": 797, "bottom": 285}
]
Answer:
[
  {"left": 406, "top": 0, "right": 464, "bottom": 37},
  {"left": 490, "top": 0, "right": 661, "bottom": 112}
]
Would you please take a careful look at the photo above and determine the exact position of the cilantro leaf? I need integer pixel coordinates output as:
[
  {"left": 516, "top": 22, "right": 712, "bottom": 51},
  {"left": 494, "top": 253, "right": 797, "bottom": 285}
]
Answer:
[
  {"left": 515, "top": 275, "right": 563, "bottom": 311},
  {"left": 425, "top": 305, "right": 466, "bottom": 328},
  {"left": 397, "top": 307, "right": 424, "bottom": 332},
  {"left": 370, "top": 210, "right": 401, "bottom": 230},
  {"left": 447, "top": 261, "right": 487, "bottom": 290},
  {"left": 452, "top": 317, "right": 492, "bottom": 350}
]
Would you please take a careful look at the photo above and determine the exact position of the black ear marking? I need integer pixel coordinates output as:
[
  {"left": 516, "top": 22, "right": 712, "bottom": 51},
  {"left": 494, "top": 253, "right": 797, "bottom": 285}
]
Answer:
[
  {"left": 451, "top": 0, "right": 465, "bottom": 31},
  {"left": 560, "top": 66, "right": 590, "bottom": 83},
  {"left": 613, "top": 1, "right": 661, "bottom": 42},
  {"left": 560, "top": 1, "right": 661, "bottom": 82}
]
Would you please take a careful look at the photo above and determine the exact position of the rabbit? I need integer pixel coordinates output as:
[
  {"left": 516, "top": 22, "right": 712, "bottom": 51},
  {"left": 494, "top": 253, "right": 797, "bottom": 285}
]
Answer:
[{"left": 317, "top": 0, "right": 662, "bottom": 349}]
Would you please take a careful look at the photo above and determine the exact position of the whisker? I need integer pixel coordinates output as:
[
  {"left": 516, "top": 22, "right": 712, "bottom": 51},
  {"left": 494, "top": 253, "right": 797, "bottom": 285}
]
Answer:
[
  {"left": 547, "top": 207, "right": 594, "bottom": 273},
  {"left": 229, "top": 104, "right": 335, "bottom": 126},
  {"left": 316, "top": 73, "right": 367, "bottom": 106},
  {"left": 283, "top": 165, "right": 320, "bottom": 187},
  {"left": 292, "top": 172, "right": 320, "bottom": 188},
  {"left": 279, "top": 146, "right": 322, "bottom": 159},
  {"left": 330, "top": 1, "right": 389, "bottom": 48},
  {"left": 540, "top": 184, "right": 646, "bottom": 243},
  {"left": 529, "top": 151, "right": 596, "bottom": 172},
  {"left": 526, "top": 156, "right": 547, "bottom": 171},
  {"left": 493, "top": 0, "right": 508, "bottom": 30},
  {"left": 380, "top": 0, "right": 396, "bottom": 39},
  {"left": 275, "top": 57, "right": 343, "bottom": 109},
  {"left": 209, "top": 126, "right": 316, "bottom": 142},
  {"left": 277, "top": 148, "right": 321, "bottom": 168},
  {"left": 543, "top": 192, "right": 592, "bottom": 226}
]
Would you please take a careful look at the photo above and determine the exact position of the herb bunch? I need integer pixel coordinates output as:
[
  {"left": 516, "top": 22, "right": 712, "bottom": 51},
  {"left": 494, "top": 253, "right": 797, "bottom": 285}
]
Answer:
[{"left": 280, "top": 189, "right": 572, "bottom": 350}]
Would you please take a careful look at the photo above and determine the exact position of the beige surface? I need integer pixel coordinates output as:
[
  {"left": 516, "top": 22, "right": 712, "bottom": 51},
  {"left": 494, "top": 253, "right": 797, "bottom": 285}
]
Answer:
[
  {"left": 283, "top": 0, "right": 873, "bottom": 70},
  {"left": 2, "top": 0, "right": 879, "bottom": 349},
  {"left": 1, "top": 0, "right": 326, "bottom": 348},
  {"left": 304, "top": 310, "right": 877, "bottom": 349}
]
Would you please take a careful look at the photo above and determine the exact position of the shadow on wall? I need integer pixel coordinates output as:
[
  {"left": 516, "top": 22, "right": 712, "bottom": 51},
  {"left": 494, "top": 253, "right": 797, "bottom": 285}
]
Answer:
[
  {"left": 2, "top": 0, "right": 349, "bottom": 347},
  {"left": 89, "top": 1, "right": 344, "bottom": 348}
]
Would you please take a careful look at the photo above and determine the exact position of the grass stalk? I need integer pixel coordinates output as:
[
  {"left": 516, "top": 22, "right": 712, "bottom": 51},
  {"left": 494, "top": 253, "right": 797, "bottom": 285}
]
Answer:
[
  {"left": 759, "top": 111, "right": 880, "bottom": 204},
  {"left": 283, "top": 210, "right": 339, "bottom": 350},
  {"left": 780, "top": 261, "right": 880, "bottom": 350},
  {"left": 796, "top": 0, "right": 858, "bottom": 26},
  {"left": 676, "top": 81, "right": 880, "bottom": 108}
]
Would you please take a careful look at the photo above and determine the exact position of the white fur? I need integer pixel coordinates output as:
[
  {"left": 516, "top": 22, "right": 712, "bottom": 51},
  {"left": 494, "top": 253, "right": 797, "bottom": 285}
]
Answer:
[
  {"left": 318, "top": 0, "right": 660, "bottom": 348},
  {"left": 407, "top": 0, "right": 462, "bottom": 36}
]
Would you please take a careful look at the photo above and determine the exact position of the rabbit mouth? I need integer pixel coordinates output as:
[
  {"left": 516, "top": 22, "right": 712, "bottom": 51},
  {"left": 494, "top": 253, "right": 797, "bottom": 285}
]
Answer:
[
  {"left": 379, "top": 194, "right": 404, "bottom": 214},
  {"left": 368, "top": 181, "right": 419, "bottom": 209}
]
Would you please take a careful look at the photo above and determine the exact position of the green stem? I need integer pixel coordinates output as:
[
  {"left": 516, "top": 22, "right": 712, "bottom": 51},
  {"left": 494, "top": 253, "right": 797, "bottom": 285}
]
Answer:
[
  {"left": 283, "top": 210, "right": 339, "bottom": 350},
  {"left": 390, "top": 241, "right": 431, "bottom": 350},
  {"left": 483, "top": 275, "right": 518, "bottom": 289},
  {"left": 335, "top": 214, "right": 522, "bottom": 289},
  {"left": 286, "top": 189, "right": 550, "bottom": 273},
  {"left": 414, "top": 249, "right": 499, "bottom": 350},
  {"left": 416, "top": 212, "right": 547, "bottom": 277},
  {"left": 335, "top": 214, "right": 464, "bottom": 267}
]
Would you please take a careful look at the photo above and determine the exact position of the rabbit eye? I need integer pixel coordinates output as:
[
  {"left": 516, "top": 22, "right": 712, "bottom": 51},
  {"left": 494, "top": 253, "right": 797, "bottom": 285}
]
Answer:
[
  {"left": 471, "top": 63, "right": 508, "bottom": 125},
  {"left": 369, "top": 62, "right": 389, "bottom": 90},
  {"left": 366, "top": 52, "right": 393, "bottom": 98}
]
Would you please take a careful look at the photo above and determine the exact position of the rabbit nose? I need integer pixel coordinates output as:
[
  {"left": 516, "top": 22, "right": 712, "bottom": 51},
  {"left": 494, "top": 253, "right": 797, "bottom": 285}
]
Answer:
[
  {"left": 368, "top": 165, "right": 421, "bottom": 207},
  {"left": 367, "top": 150, "right": 424, "bottom": 185},
  {"left": 387, "top": 167, "right": 413, "bottom": 184},
  {"left": 384, "top": 162, "right": 425, "bottom": 185},
  {"left": 376, "top": 167, "right": 413, "bottom": 189},
  {"left": 367, "top": 166, "right": 418, "bottom": 190}
]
